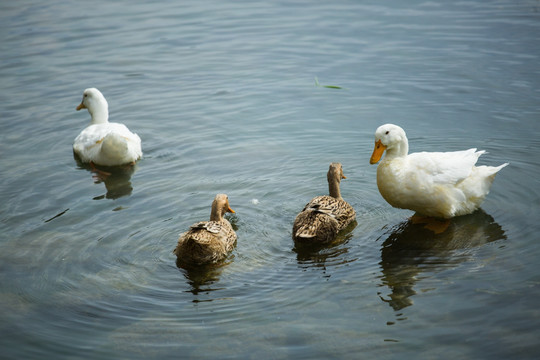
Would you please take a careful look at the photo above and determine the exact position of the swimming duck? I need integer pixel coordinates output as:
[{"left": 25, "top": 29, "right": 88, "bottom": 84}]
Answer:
[
  {"left": 292, "top": 163, "right": 356, "bottom": 244},
  {"left": 174, "top": 194, "right": 237, "bottom": 266},
  {"left": 74, "top": 88, "right": 142, "bottom": 166},
  {"left": 370, "top": 124, "right": 508, "bottom": 232}
]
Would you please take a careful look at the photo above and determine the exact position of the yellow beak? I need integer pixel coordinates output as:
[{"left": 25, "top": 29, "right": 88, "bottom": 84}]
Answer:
[
  {"left": 370, "top": 140, "right": 387, "bottom": 164},
  {"left": 76, "top": 102, "right": 86, "bottom": 111}
]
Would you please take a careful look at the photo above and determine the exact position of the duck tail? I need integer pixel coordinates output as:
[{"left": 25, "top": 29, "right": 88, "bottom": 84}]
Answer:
[
  {"left": 101, "top": 132, "right": 129, "bottom": 153},
  {"left": 483, "top": 162, "right": 509, "bottom": 178},
  {"left": 99, "top": 133, "right": 141, "bottom": 166},
  {"left": 292, "top": 211, "right": 338, "bottom": 243},
  {"left": 495, "top": 162, "right": 509, "bottom": 172}
]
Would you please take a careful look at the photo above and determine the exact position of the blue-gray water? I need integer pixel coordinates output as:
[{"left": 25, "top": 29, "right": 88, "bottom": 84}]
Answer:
[{"left": 1, "top": 0, "right": 540, "bottom": 359}]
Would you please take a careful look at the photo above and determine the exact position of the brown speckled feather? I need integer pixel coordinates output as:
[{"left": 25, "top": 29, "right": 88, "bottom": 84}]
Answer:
[
  {"left": 292, "top": 163, "right": 356, "bottom": 244},
  {"left": 174, "top": 220, "right": 236, "bottom": 265},
  {"left": 174, "top": 194, "right": 237, "bottom": 266},
  {"left": 293, "top": 195, "right": 355, "bottom": 244}
]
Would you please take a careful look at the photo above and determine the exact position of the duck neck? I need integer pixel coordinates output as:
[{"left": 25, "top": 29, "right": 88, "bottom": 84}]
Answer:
[
  {"left": 209, "top": 202, "right": 223, "bottom": 222},
  {"left": 385, "top": 137, "right": 409, "bottom": 160},
  {"left": 328, "top": 178, "right": 342, "bottom": 199},
  {"left": 89, "top": 101, "right": 109, "bottom": 125}
]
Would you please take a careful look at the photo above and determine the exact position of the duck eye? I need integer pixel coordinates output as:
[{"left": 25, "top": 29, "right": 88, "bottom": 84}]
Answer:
[{"left": 385, "top": 131, "right": 389, "bottom": 135}]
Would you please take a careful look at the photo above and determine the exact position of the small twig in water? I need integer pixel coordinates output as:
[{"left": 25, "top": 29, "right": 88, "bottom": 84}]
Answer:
[{"left": 314, "top": 76, "right": 343, "bottom": 89}]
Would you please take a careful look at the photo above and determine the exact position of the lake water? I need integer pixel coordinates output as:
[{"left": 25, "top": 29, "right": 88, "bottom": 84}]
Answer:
[{"left": 1, "top": 0, "right": 540, "bottom": 358}]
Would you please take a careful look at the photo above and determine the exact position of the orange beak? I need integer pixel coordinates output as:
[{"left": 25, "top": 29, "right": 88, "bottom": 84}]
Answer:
[
  {"left": 76, "top": 102, "right": 86, "bottom": 111},
  {"left": 227, "top": 205, "right": 235, "bottom": 213},
  {"left": 370, "top": 140, "right": 387, "bottom": 164}
]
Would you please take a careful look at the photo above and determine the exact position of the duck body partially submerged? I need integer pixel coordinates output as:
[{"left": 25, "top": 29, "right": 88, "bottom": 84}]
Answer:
[
  {"left": 370, "top": 124, "right": 508, "bottom": 219},
  {"left": 74, "top": 88, "right": 142, "bottom": 166},
  {"left": 174, "top": 194, "right": 237, "bottom": 266},
  {"left": 293, "top": 163, "right": 356, "bottom": 244}
]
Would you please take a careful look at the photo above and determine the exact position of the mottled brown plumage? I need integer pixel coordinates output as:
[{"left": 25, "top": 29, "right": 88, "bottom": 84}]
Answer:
[
  {"left": 174, "top": 194, "right": 237, "bottom": 266},
  {"left": 292, "top": 163, "right": 356, "bottom": 244}
]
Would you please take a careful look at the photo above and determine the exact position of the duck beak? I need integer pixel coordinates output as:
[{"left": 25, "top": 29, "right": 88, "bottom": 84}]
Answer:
[
  {"left": 342, "top": 174, "right": 347, "bottom": 179},
  {"left": 370, "top": 140, "right": 387, "bottom": 164},
  {"left": 76, "top": 102, "right": 86, "bottom": 111},
  {"left": 227, "top": 205, "right": 235, "bottom": 213}
]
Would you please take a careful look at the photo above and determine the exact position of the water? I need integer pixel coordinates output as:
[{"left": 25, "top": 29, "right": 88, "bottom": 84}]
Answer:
[{"left": 1, "top": 0, "right": 540, "bottom": 358}]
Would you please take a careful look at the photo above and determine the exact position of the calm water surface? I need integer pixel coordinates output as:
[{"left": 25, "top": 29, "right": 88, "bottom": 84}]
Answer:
[{"left": 1, "top": 0, "right": 540, "bottom": 359}]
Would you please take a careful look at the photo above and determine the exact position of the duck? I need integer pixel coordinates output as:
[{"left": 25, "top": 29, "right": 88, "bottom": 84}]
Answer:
[
  {"left": 174, "top": 194, "right": 237, "bottom": 266},
  {"left": 370, "top": 123, "right": 508, "bottom": 232},
  {"left": 74, "top": 88, "right": 142, "bottom": 167},
  {"left": 292, "top": 162, "right": 356, "bottom": 244}
]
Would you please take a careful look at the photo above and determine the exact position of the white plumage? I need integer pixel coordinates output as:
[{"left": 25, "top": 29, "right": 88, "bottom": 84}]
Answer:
[
  {"left": 370, "top": 124, "right": 508, "bottom": 219},
  {"left": 74, "top": 88, "right": 142, "bottom": 166}
]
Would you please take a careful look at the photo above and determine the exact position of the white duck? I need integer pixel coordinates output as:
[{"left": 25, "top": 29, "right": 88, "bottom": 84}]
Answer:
[
  {"left": 370, "top": 124, "right": 507, "bottom": 231},
  {"left": 74, "top": 88, "right": 142, "bottom": 166}
]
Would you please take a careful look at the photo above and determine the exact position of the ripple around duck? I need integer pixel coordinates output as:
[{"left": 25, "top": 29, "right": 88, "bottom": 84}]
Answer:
[
  {"left": 372, "top": 208, "right": 510, "bottom": 312},
  {"left": 141, "top": 198, "right": 363, "bottom": 324},
  {"left": 149, "top": 191, "right": 389, "bottom": 321}
]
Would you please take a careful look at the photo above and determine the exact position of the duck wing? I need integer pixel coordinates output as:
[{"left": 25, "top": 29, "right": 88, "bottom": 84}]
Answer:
[{"left": 407, "top": 148, "right": 484, "bottom": 185}]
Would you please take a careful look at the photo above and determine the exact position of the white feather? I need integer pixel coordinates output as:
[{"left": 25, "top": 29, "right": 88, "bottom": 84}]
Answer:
[
  {"left": 74, "top": 88, "right": 142, "bottom": 166},
  {"left": 371, "top": 124, "right": 508, "bottom": 218}
]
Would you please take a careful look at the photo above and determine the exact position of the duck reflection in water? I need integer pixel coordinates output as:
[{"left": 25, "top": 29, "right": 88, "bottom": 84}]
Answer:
[
  {"left": 75, "top": 155, "right": 136, "bottom": 200},
  {"left": 176, "top": 213, "right": 239, "bottom": 300},
  {"left": 294, "top": 220, "right": 357, "bottom": 270},
  {"left": 378, "top": 209, "right": 506, "bottom": 312},
  {"left": 178, "top": 260, "right": 231, "bottom": 300}
]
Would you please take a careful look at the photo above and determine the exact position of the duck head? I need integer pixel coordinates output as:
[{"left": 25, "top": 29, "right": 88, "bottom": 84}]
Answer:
[
  {"left": 370, "top": 124, "right": 409, "bottom": 164},
  {"left": 76, "top": 88, "right": 109, "bottom": 124},
  {"left": 210, "top": 194, "right": 235, "bottom": 221}
]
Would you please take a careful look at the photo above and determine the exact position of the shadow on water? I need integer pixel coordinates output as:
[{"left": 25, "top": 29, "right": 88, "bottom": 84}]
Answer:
[
  {"left": 174, "top": 213, "right": 239, "bottom": 301},
  {"left": 74, "top": 154, "right": 136, "bottom": 200},
  {"left": 294, "top": 220, "right": 358, "bottom": 269},
  {"left": 378, "top": 209, "right": 506, "bottom": 312},
  {"left": 176, "top": 260, "right": 232, "bottom": 301}
]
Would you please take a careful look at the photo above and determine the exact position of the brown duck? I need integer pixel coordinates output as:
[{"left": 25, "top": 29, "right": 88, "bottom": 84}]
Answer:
[
  {"left": 292, "top": 163, "right": 356, "bottom": 244},
  {"left": 174, "top": 194, "right": 237, "bottom": 266}
]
